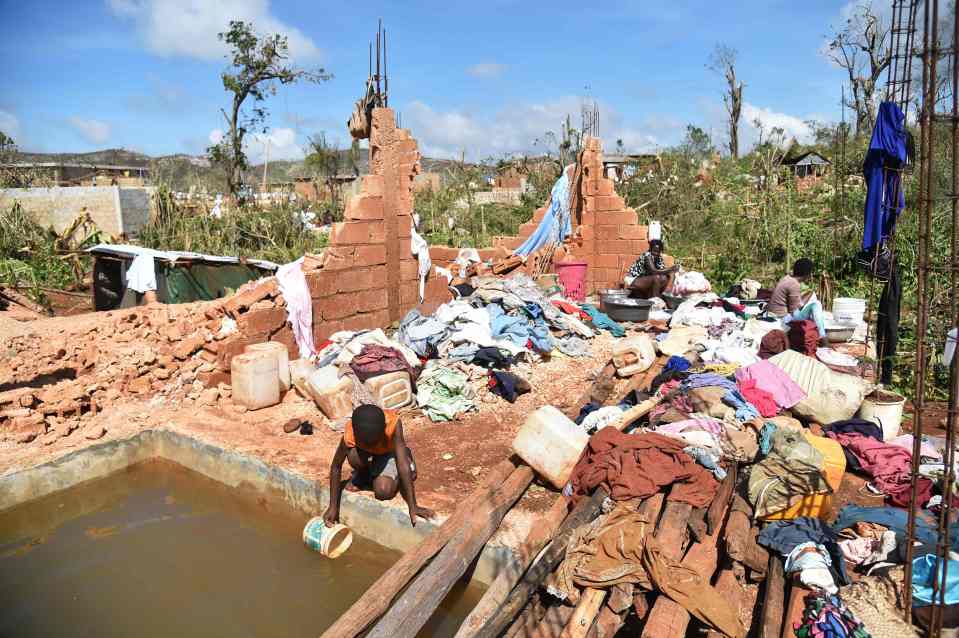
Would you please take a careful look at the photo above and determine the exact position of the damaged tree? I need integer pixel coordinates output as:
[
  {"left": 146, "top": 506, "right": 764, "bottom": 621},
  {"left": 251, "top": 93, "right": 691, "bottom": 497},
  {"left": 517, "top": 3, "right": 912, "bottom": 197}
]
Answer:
[
  {"left": 825, "top": 1, "right": 892, "bottom": 137},
  {"left": 708, "top": 44, "right": 744, "bottom": 159},
  {"left": 208, "top": 20, "right": 330, "bottom": 199}
]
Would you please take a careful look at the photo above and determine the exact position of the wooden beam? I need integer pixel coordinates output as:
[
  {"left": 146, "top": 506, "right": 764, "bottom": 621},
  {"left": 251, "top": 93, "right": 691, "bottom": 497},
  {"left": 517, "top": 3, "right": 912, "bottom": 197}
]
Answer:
[
  {"left": 705, "top": 566, "right": 747, "bottom": 638},
  {"left": 560, "top": 588, "right": 606, "bottom": 638},
  {"left": 471, "top": 487, "right": 609, "bottom": 638},
  {"left": 707, "top": 463, "right": 737, "bottom": 536},
  {"left": 725, "top": 495, "right": 769, "bottom": 574},
  {"left": 759, "top": 556, "right": 786, "bottom": 638},
  {"left": 640, "top": 485, "right": 731, "bottom": 638},
  {"left": 320, "top": 459, "right": 516, "bottom": 638},
  {"left": 528, "top": 604, "right": 574, "bottom": 638},
  {"left": 366, "top": 465, "right": 535, "bottom": 638},
  {"left": 455, "top": 496, "right": 569, "bottom": 638}
]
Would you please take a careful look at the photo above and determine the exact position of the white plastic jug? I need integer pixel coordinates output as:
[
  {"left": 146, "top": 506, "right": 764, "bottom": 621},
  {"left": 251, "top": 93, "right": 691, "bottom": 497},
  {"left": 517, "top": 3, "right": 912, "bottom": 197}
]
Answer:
[
  {"left": 246, "top": 342, "right": 291, "bottom": 392},
  {"left": 858, "top": 391, "right": 906, "bottom": 441},
  {"left": 364, "top": 371, "right": 413, "bottom": 410},
  {"left": 511, "top": 406, "right": 590, "bottom": 489},
  {"left": 309, "top": 375, "right": 354, "bottom": 421},
  {"left": 612, "top": 335, "right": 657, "bottom": 377},
  {"left": 289, "top": 358, "right": 317, "bottom": 396},
  {"left": 231, "top": 351, "right": 280, "bottom": 410}
]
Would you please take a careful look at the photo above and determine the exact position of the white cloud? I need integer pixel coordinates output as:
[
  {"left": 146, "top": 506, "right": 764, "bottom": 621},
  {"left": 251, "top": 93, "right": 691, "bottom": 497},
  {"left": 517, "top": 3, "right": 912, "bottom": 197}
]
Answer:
[
  {"left": 208, "top": 128, "right": 224, "bottom": 145},
  {"left": 402, "top": 96, "right": 675, "bottom": 161},
  {"left": 107, "top": 0, "right": 321, "bottom": 62},
  {"left": 247, "top": 127, "right": 303, "bottom": 163},
  {"left": 466, "top": 62, "right": 507, "bottom": 78},
  {"left": 0, "top": 109, "right": 20, "bottom": 141},
  {"left": 742, "top": 102, "right": 813, "bottom": 146},
  {"left": 68, "top": 117, "right": 112, "bottom": 145}
]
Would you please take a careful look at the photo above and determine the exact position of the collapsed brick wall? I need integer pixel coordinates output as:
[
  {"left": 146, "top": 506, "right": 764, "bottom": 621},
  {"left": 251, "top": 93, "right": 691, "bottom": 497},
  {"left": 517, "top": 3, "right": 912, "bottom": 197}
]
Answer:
[
  {"left": 494, "top": 137, "right": 649, "bottom": 294},
  {"left": 218, "top": 108, "right": 455, "bottom": 367}
]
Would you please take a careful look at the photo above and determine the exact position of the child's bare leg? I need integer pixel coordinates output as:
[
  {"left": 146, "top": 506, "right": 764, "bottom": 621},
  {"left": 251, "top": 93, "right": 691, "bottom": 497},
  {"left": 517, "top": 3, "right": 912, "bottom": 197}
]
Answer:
[{"left": 345, "top": 449, "right": 372, "bottom": 492}]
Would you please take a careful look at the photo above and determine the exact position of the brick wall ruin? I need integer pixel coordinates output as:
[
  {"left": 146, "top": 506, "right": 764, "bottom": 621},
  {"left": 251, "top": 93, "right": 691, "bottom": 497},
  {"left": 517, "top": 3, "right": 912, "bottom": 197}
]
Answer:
[
  {"left": 494, "top": 137, "right": 649, "bottom": 293},
  {"left": 217, "top": 126, "right": 647, "bottom": 369}
]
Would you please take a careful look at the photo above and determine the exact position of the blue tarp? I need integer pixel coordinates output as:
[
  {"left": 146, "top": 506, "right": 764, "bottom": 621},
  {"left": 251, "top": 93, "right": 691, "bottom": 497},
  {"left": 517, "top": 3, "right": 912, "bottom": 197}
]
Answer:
[
  {"left": 862, "top": 101, "right": 907, "bottom": 251},
  {"left": 514, "top": 170, "right": 571, "bottom": 256}
]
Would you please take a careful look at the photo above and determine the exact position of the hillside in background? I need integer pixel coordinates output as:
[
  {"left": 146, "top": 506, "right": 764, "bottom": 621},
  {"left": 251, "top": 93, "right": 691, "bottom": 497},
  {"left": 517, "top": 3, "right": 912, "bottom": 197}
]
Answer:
[{"left": 12, "top": 147, "right": 478, "bottom": 192}]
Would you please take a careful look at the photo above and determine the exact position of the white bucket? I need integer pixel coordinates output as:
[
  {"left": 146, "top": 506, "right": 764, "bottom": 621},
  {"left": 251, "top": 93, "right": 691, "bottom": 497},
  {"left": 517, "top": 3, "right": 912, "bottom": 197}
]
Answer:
[
  {"left": 302, "top": 517, "right": 353, "bottom": 558},
  {"left": 858, "top": 391, "right": 906, "bottom": 441},
  {"left": 832, "top": 297, "right": 866, "bottom": 324}
]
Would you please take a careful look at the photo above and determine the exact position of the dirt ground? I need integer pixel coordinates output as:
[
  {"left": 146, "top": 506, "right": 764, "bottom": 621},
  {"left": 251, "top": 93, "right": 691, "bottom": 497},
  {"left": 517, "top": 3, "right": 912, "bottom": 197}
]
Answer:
[{"left": 0, "top": 306, "right": 626, "bottom": 543}]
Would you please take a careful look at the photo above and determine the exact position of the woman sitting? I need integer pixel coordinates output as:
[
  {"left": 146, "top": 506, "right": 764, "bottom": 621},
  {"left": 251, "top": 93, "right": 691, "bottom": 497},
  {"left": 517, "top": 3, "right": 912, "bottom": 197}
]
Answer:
[{"left": 625, "top": 239, "right": 678, "bottom": 299}]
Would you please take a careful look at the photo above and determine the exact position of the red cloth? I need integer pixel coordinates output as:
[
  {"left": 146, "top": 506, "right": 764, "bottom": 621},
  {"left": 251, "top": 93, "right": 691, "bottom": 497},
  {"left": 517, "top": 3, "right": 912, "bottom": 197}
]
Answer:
[
  {"left": 788, "top": 320, "right": 819, "bottom": 356},
  {"left": 825, "top": 431, "right": 933, "bottom": 507},
  {"left": 552, "top": 299, "right": 591, "bottom": 321},
  {"left": 758, "top": 329, "right": 789, "bottom": 360},
  {"left": 736, "top": 378, "right": 779, "bottom": 417},
  {"left": 570, "top": 427, "right": 719, "bottom": 507},
  {"left": 349, "top": 344, "right": 415, "bottom": 383}
]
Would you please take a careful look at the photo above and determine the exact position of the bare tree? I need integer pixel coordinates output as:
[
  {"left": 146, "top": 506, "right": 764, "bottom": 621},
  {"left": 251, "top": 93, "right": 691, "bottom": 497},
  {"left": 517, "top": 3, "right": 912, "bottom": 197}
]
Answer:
[
  {"left": 708, "top": 44, "right": 744, "bottom": 158},
  {"left": 825, "top": 2, "right": 892, "bottom": 137},
  {"left": 208, "top": 21, "right": 330, "bottom": 199}
]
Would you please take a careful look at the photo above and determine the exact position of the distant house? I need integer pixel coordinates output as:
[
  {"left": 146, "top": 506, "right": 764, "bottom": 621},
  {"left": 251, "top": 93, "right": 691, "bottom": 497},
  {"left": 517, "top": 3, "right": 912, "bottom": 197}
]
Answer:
[
  {"left": 0, "top": 162, "right": 149, "bottom": 187},
  {"left": 781, "top": 151, "right": 831, "bottom": 178},
  {"left": 602, "top": 153, "right": 659, "bottom": 182}
]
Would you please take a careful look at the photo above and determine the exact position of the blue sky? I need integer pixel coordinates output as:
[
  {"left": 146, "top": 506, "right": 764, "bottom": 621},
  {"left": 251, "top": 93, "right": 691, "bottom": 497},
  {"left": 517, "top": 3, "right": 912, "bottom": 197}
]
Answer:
[{"left": 0, "top": 0, "right": 861, "bottom": 162}]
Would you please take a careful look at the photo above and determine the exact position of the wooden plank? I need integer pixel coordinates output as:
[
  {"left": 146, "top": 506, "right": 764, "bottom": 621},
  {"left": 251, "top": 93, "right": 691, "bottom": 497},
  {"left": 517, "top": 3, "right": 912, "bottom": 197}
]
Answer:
[
  {"left": 560, "top": 588, "right": 606, "bottom": 638},
  {"left": 687, "top": 507, "right": 708, "bottom": 544},
  {"left": 367, "top": 466, "right": 535, "bottom": 638},
  {"left": 653, "top": 500, "right": 692, "bottom": 559},
  {"left": 641, "top": 489, "right": 731, "bottom": 638},
  {"left": 566, "top": 362, "right": 616, "bottom": 419},
  {"left": 454, "top": 496, "right": 569, "bottom": 638},
  {"left": 320, "top": 459, "right": 516, "bottom": 638},
  {"left": 707, "top": 463, "right": 737, "bottom": 536},
  {"left": 503, "top": 598, "right": 540, "bottom": 638},
  {"left": 471, "top": 488, "right": 609, "bottom": 638},
  {"left": 759, "top": 556, "right": 786, "bottom": 638},
  {"left": 781, "top": 582, "right": 813, "bottom": 638},
  {"left": 705, "top": 566, "right": 747, "bottom": 638},
  {"left": 725, "top": 495, "right": 768, "bottom": 574},
  {"left": 528, "top": 604, "right": 574, "bottom": 638}
]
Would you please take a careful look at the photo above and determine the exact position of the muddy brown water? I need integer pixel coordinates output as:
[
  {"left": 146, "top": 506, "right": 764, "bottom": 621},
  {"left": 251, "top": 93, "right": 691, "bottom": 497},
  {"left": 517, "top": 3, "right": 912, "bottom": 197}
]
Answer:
[{"left": 0, "top": 460, "right": 484, "bottom": 637}]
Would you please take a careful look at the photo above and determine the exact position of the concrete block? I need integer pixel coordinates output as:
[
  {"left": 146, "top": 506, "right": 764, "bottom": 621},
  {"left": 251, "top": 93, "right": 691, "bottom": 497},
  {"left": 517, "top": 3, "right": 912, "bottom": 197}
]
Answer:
[
  {"left": 596, "top": 225, "right": 619, "bottom": 240},
  {"left": 619, "top": 225, "right": 648, "bottom": 240},
  {"left": 345, "top": 195, "right": 385, "bottom": 221}
]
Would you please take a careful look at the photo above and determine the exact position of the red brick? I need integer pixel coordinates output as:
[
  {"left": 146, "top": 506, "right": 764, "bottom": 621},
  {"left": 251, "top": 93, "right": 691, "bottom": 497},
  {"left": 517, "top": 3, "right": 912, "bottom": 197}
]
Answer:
[
  {"left": 341, "top": 309, "right": 389, "bottom": 333},
  {"left": 307, "top": 271, "right": 337, "bottom": 298},
  {"left": 424, "top": 277, "right": 450, "bottom": 300},
  {"left": 532, "top": 207, "right": 548, "bottom": 222},
  {"left": 579, "top": 212, "right": 597, "bottom": 226},
  {"left": 631, "top": 240, "right": 651, "bottom": 254},
  {"left": 619, "top": 225, "right": 648, "bottom": 240},
  {"left": 397, "top": 219, "right": 411, "bottom": 238},
  {"left": 330, "top": 220, "right": 386, "bottom": 245},
  {"left": 354, "top": 245, "right": 387, "bottom": 267},
  {"left": 355, "top": 288, "right": 388, "bottom": 313},
  {"left": 601, "top": 211, "right": 637, "bottom": 226},
  {"left": 596, "top": 253, "right": 620, "bottom": 268},
  {"left": 240, "top": 307, "right": 287, "bottom": 335},
  {"left": 429, "top": 246, "right": 460, "bottom": 262},
  {"left": 360, "top": 174, "right": 384, "bottom": 197},
  {"left": 585, "top": 180, "right": 614, "bottom": 196},
  {"left": 596, "top": 225, "right": 619, "bottom": 240},
  {"left": 345, "top": 195, "right": 385, "bottom": 221},
  {"left": 336, "top": 267, "right": 380, "bottom": 293},
  {"left": 599, "top": 239, "right": 629, "bottom": 254},
  {"left": 224, "top": 279, "right": 276, "bottom": 315},
  {"left": 399, "top": 259, "right": 418, "bottom": 281},
  {"left": 270, "top": 327, "right": 298, "bottom": 359},
  {"left": 318, "top": 295, "right": 354, "bottom": 320},
  {"left": 399, "top": 282, "right": 418, "bottom": 306}
]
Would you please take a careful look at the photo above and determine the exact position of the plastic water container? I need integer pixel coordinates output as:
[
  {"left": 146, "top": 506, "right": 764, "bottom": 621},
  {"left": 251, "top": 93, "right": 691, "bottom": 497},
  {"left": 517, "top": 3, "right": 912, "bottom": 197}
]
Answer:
[
  {"left": 302, "top": 517, "right": 353, "bottom": 558},
  {"left": 832, "top": 297, "right": 867, "bottom": 324},
  {"left": 364, "top": 371, "right": 413, "bottom": 410},
  {"left": 649, "top": 220, "right": 662, "bottom": 241},
  {"left": 946, "top": 328, "right": 957, "bottom": 367},
  {"left": 246, "top": 342, "right": 291, "bottom": 392},
  {"left": 289, "top": 358, "right": 317, "bottom": 396},
  {"left": 612, "top": 335, "right": 657, "bottom": 377},
  {"left": 858, "top": 391, "right": 906, "bottom": 441},
  {"left": 555, "top": 261, "right": 588, "bottom": 302},
  {"left": 309, "top": 375, "right": 354, "bottom": 421},
  {"left": 511, "top": 406, "right": 590, "bottom": 489},
  {"left": 231, "top": 351, "right": 280, "bottom": 410}
]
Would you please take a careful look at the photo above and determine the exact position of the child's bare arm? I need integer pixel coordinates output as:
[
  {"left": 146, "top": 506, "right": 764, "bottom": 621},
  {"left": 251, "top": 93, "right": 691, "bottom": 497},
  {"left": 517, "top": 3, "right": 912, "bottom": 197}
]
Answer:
[
  {"left": 323, "top": 440, "right": 348, "bottom": 526},
  {"left": 394, "top": 422, "right": 434, "bottom": 526}
]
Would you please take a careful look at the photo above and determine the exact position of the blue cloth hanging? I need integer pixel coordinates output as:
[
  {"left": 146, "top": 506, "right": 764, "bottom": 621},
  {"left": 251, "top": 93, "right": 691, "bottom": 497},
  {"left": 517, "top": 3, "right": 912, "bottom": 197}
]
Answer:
[
  {"left": 514, "top": 170, "right": 571, "bottom": 256},
  {"left": 862, "top": 101, "right": 907, "bottom": 251}
]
